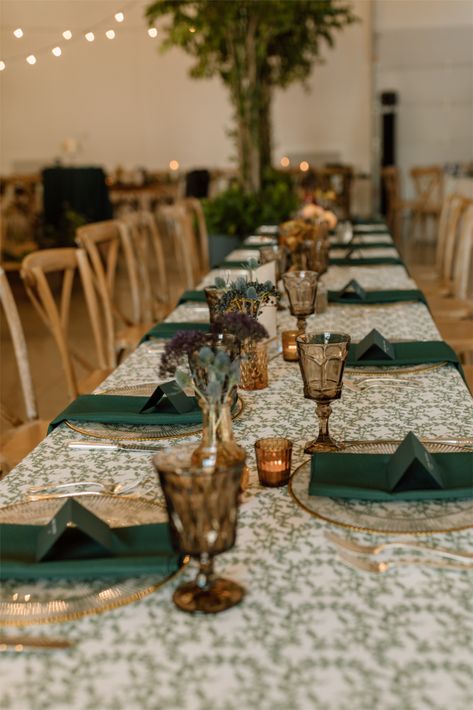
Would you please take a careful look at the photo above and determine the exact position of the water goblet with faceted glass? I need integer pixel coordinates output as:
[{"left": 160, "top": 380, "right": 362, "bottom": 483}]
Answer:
[
  {"left": 283, "top": 270, "right": 318, "bottom": 333},
  {"left": 153, "top": 443, "right": 246, "bottom": 614},
  {"left": 296, "top": 332, "right": 351, "bottom": 453}
]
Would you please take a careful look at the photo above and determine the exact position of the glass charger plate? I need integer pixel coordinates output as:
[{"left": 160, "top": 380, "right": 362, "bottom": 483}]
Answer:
[
  {"left": 289, "top": 441, "right": 473, "bottom": 534},
  {"left": 345, "top": 362, "right": 448, "bottom": 376},
  {"left": 65, "top": 384, "right": 244, "bottom": 441},
  {"left": 0, "top": 495, "right": 184, "bottom": 627}
]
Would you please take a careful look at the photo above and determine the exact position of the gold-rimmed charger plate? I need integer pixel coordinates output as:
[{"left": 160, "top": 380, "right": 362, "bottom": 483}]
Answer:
[
  {"left": 65, "top": 384, "right": 244, "bottom": 441},
  {"left": 0, "top": 495, "right": 185, "bottom": 627},
  {"left": 289, "top": 441, "right": 473, "bottom": 535},
  {"left": 345, "top": 361, "right": 448, "bottom": 376}
]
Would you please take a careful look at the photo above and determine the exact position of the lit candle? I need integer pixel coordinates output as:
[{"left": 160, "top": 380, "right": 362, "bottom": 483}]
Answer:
[
  {"left": 282, "top": 330, "right": 299, "bottom": 361},
  {"left": 255, "top": 438, "right": 293, "bottom": 487}
]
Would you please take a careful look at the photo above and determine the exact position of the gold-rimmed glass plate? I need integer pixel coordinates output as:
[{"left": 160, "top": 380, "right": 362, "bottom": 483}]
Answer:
[
  {"left": 0, "top": 496, "right": 184, "bottom": 626},
  {"left": 64, "top": 384, "right": 244, "bottom": 441},
  {"left": 345, "top": 361, "right": 448, "bottom": 376},
  {"left": 289, "top": 441, "right": 473, "bottom": 534}
]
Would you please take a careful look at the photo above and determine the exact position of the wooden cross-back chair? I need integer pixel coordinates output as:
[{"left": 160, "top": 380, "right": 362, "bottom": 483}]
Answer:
[
  {"left": 120, "top": 211, "right": 169, "bottom": 322},
  {"left": 0, "top": 267, "right": 49, "bottom": 474},
  {"left": 381, "top": 166, "right": 417, "bottom": 242},
  {"left": 76, "top": 220, "right": 154, "bottom": 365},
  {"left": 156, "top": 203, "right": 200, "bottom": 290},
  {"left": 182, "top": 198, "right": 210, "bottom": 275},
  {"left": 20, "top": 248, "right": 111, "bottom": 401},
  {"left": 410, "top": 165, "right": 443, "bottom": 241}
]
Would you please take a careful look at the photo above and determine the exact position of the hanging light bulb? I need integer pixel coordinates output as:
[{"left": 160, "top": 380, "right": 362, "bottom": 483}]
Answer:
[
  {"left": 114, "top": 12, "right": 124, "bottom": 22},
  {"left": 189, "top": 27, "right": 196, "bottom": 33},
  {"left": 105, "top": 29, "right": 115, "bottom": 39},
  {"left": 13, "top": 28, "right": 24, "bottom": 38},
  {"left": 147, "top": 27, "right": 158, "bottom": 38},
  {"left": 280, "top": 156, "right": 290, "bottom": 168},
  {"left": 26, "top": 55, "right": 37, "bottom": 65},
  {"left": 169, "top": 160, "right": 180, "bottom": 171},
  {"left": 0, "top": 61, "right": 5, "bottom": 71},
  {"left": 62, "top": 30, "right": 72, "bottom": 40},
  {"left": 52, "top": 46, "right": 62, "bottom": 57},
  {"left": 299, "top": 161, "right": 310, "bottom": 172},
  {"left": 85, "top": 32, "right": 95, "bottom": 42}
]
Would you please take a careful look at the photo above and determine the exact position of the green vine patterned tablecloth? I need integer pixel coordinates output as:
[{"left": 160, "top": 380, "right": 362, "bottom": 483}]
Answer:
[{"left": 1, "top": 248, "right": 473, "bottom": 710}]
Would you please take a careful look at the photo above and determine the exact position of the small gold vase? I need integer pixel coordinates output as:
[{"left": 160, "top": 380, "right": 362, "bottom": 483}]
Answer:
[{"left": 239, "top": 340, "right": 268, "bottom": 391}]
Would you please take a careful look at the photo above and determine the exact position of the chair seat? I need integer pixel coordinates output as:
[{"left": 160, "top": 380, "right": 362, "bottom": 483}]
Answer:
[
  {"left": 78, "top": 369, "right": 113, "bottom": 395},
  {"left": 1, "top": 419, "right": 49, "bottom": 471},
  {"left": 437, "top": 320, "right": 473, "bottom": 356},
  {"left": 429, "top": 296, "right": 473, "bottom": 320}
]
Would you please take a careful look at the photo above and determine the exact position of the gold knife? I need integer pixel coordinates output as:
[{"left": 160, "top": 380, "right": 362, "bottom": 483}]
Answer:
[{"left": 0, "top": 635, "right": 75, "bottom": 651}]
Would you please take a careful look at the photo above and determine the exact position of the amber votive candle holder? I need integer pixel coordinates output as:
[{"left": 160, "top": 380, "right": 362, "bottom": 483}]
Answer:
[
  {"left": 254, "top": 437, "right": 293, "bottom": 487},
  {"left": 282, "top": 330, "right": 299, "bottom": 361}
]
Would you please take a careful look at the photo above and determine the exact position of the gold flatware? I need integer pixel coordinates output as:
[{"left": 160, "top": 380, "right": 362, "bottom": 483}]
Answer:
[
  {"left": 66, "top": 440, "right": 164, "bottom": 453},
  {"left": 326, "top": 531, "right": 473, "bottom": 563},
  {"left": 27, "top": 479, "right": 141, "bottom": 496},
  {"left": 337, "top": 549, "right": 473, "bottom": 574},
  {"left": 0, "top": 635, "right": 75, "bottom": 651}
]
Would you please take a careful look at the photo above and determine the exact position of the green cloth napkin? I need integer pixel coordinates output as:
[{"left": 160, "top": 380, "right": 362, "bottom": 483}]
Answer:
[
  {"left": 346, "top": 340, "right": 465, "bottom": 379},
  {"left": 140, "top": 321, "right": 210, "bottom": 343},
  {"left": 330, "top": 241, "right": 394, "bottom": 250},
  {"left": 328, "top": 289, "right": 427, "bottom": 305},
  {"left": 0, "top": 522, "right": 179, "bottom": 580},
  {"left": 241, "top": 242, "right": 277, "bottom": 250},
  {"left": 329, "top": 256, "right": 403, "bottom": 266},
  {"left": 220, "top": 260, "right": 250, "bottom": 269},
  {"left": 309, "top": 452, "right": 473, "bottom": 501},
  {"left": 353, "top": 217, "right": 387, "bottom": 226},
  {"left": 178, "top": 290, "right": 207, "bottom": 304},
  {"left": 48, "top": 392, "right": 202, "bottom": 433}
]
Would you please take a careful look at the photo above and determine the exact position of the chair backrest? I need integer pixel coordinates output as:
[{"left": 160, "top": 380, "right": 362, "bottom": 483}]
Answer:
[
  {"left": 120, "top": 211, "right": 169, "bottom": 321},
  {"left": 435, "top": 194, "right": 459, "bottom": 273},
  {"left": 156, "top": 203, "right": 199, "bottom": 289},
  {"left": 451, "top": 201, "right": 473, "bottom": 300},
  {"left": 21, "top": 248, "right": 107, "bottom": 399},
  {"left": 182, "top": 198, "right": 210, "bottom": 274},
  {"left": 0, "top": 267, "right": 38, "bottom": 421},
  {"left": 441, "top": 195, "right": 466, "bottom": 282},
  {"left": 410, "top": 166, "right": 443, "bottom": 208},
  {"left": 76, "top": 219, "right": 148, "bottom": 364}
]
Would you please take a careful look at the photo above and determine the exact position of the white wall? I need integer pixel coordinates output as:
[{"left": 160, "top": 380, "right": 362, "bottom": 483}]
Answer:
[
  {"left": 0, "top": 0, "right": 372, "bottom": 175},
  {"left": 373, "top": 0, "right": 473, "bottom": 199}
]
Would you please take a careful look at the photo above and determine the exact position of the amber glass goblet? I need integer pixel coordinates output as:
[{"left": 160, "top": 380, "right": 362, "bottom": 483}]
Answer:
[
  {"left": 296, "top": 332, "right": 351, "bottom": 453},
  {"left": 204, "top": 286, "right": 226, "bottom": 324},
  {"left": 283, "top": 270, "right": 318, "bottom": 333},
  {"left": 153, "top": 444, "right": 246, "bottom": 614}
]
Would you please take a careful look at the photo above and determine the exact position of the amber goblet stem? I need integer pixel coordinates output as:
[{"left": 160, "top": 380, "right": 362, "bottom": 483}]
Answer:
[
  {"left": 296, "top": 316, "right": 307, "bottom": 333},
  {"left": 304, "top": 402, "right": 339, "bottom": 453},
  {"left": 195, "top": 553, "right": 215, "bottom": 590}
]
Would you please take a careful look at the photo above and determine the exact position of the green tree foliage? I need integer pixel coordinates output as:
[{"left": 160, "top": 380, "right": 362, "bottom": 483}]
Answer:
[{"left": 146, "top": 1, "right": 357, "bottom": 193}]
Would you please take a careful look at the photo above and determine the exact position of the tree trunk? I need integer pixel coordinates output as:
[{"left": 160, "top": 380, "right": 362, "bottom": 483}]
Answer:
[{"left": 258, "top": 80, "right": 272, "bottom": 181}]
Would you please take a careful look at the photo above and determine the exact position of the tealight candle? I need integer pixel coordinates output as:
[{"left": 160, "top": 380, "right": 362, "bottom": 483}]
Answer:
[
  {"left": 255, "top": 437, "right": 293, "bottom": 487},
  {"left": 282, "top": 330, "right": 299, "bottom": 361}
]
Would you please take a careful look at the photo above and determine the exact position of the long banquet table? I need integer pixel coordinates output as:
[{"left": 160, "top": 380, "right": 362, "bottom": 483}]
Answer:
[{"left": 1, "top": 227, "right": 473, "bottom": 710}]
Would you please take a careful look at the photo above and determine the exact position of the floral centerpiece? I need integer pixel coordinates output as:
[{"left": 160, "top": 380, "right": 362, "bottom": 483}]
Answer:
[
  {"left": 279, "top": 217, "right": 330, "bottom": 272},
  {"left": 159, "top": 314, "right": 268, "bottom": 468},
  {"left": 213, "top": 274, "right": 280, "bottom": 319}
]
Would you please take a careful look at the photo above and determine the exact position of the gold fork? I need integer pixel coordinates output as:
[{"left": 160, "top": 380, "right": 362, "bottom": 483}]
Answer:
[
  {"left": 337, "top": 549, "right": 473, "bottom": 574},
  {"left": 0, "top": 635, "right": 75, "bottom": 651},
  {"left": 326, "top": 531, "right": 473, "bottom": 563}
]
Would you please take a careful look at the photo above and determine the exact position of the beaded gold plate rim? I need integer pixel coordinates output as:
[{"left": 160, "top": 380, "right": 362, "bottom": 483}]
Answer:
[
  {"left": 0, "top": 561, "right": 188, "bottom": 627},
  {"left": 288, "top": 460, "right": 473, "bottom": 536},
  {"left": 344, "top": 361, "right": 448, "bottom": 376},
  {"left": 64, "top": 389, "right": 244, "bottom": 442}
]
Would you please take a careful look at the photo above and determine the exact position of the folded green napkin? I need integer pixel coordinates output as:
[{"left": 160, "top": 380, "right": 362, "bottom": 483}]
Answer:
[
  {"left": 49, "top": 392, "right": 202, "bottom": 432},
  {"left": 241, "top": 242, "right": 277, "bottom": 250},
  {"left": 330, "top": 241, "right": 394, "bottom": 250},
  {"left": 309, "top": 452, "right": 473, "bottom": 501},
  {"left": 346, "top": 340, "right": 465, "bottom": 379},
  {"left": 328, "top": 289, "right": 427, "bottom": 305},
  {"left": 353, "top": 217, "right": 387, "bottom": 226},
  {"left": 140, "top": 321, "right": 210, "bottom": 343},
  {"left": 178, "top": 290, "right": 207, "bottom": 304},
  {"left": 0, "top": 522, "right": 179, "bottom": 580},
  {"left": 329, "top": 256, "right": 403, "bottom": 266},
  {"left": 220, "top": 260, "right": 250, "bottom": 269}
]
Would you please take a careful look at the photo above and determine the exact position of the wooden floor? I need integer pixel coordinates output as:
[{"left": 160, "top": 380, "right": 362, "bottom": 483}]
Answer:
[{"left": 0, "top": 226, "right": 435, "bottom": 437}]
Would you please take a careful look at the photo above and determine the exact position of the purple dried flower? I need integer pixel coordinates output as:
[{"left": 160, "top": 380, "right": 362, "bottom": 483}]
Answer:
[
  {"left": 159, "top": 330, "right": 209, "bottom": 377},
  {"left": 211, "top": 312, "right": 268, "bottom": 344}
]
